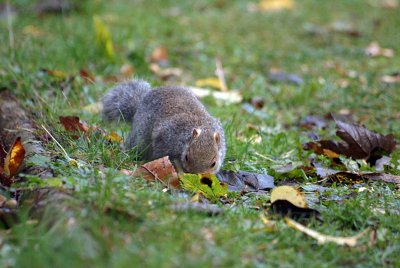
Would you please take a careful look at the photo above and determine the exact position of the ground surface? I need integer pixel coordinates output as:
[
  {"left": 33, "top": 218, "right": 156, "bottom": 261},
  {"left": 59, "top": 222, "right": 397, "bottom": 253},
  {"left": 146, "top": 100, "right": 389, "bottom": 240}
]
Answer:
[{"left": 0, "top": 0, "right": 400, "bottom": 267}]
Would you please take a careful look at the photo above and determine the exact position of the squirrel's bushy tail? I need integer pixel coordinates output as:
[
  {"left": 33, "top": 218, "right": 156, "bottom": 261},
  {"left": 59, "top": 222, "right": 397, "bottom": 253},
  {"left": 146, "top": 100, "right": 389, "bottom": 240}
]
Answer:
[{"left": 102, "top": 80, "right": 151, "bottom": 122}]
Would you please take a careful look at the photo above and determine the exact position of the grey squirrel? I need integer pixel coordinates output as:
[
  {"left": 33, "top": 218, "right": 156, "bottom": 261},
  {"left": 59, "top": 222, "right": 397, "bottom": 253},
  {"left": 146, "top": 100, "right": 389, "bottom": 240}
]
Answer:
[{"left": 102, "top": 80, "right": 226, "bottom": 174}]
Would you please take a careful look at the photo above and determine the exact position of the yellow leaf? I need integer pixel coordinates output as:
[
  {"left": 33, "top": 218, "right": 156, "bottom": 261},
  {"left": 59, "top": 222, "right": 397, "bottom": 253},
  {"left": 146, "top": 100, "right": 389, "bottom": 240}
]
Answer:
[
  {"left": 105, "top": 132, "right": 123, "bottom": 143},
  {"left": 259, "top": 0, "right": 294, "bottom": 11},
  {"left": 83, "top": 102, "right": 103, "bottom": 114},
  {"left": 270, "top": 185, "right": 308, "bottom": 208},
  {"left": 22, "top": 25, "right": 44, "bottom": 37},
  {"left": 195, "top": 78, "right": 223, "bottom": 90},
  {"left": 4, "top": 137, "right": 26, "bottom": 177},
  {"left": 93, "top": 16, "right": 115, "bottom": 59},
  {"left": 179, "top": 173, "right": 228, "bottom": 202}
]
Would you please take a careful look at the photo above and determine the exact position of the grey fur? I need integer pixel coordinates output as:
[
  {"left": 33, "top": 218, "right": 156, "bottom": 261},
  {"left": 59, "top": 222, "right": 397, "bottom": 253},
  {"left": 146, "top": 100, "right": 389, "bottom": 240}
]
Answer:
[
  {"left": 102, "top": 80, "right": 151, "bottom": 122},
  {"left": 102, "top": 80, "right": 226, "bottom": 174}
]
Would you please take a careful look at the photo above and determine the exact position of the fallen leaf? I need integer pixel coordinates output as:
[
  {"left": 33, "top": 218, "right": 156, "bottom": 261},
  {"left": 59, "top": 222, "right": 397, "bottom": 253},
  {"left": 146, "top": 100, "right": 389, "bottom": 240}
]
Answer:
[
  {"left": 258, "top": 0, "right": 295, "bottom": 11},
  {"left": 189, "top": 87, "right": 242, "bottom": 104},
  {"left": 216, "top": 170, "right": 274, "bottom": 192},
  {"left": 93, "top": 16, "right": 115, "bottom": 59},
  {"left": 299, "top": 115, "right": 328, "bottom": 130},
  {"left": 40, "top": 68, "right": 67, "bottom": 78},
  {"left": 150, "top": 46, "right": 169, "bottom": 64},
  {"left": 179, "top": 173, "right": 228, "bottom": 202},
  {"left": 22, "top": 25, "right": 44, "bottom": 37},
  {"left": 330, "top": 21, "right": 362, "bottom": 37},
  {"left": 59, "top": 116, "right": 90, "bottom": 134},
  {"left": 133, "top": 156, "right": 180, "bottom": 188},
  {"left": 381, "top": 73, "right": 400, "bottom": 84},
  {"left": 79, "top": 69, "right": 95, "bottom": 83},
  {"left": 315, "top": 167, "right": 400, "bottom": 184},
  {"left": 271, "top": 186, "right": 308, "bottom": 208},
  {"left": 195, "top": 78, "right": 223, "bottom": 91},
  {"left": 270, "top": 186, "right": 319, "bottom": 217},
  {"left": 105, "top": 132, "right": 123, "bottom": 143},
  {"left": 285, "top": 217, "right": 370, "bottom": 246},
  {"left": 381, "top": 0, "right": 398, "bottom": 9},
  {"left": 269, "top": 69, "right": 304, "bottom": 85},
  {"left": 4, "top": 137, "right": 26, "bottom": 177},
  {"left": 365, "top": 42, "right": 394, "bottom": 58},
  {"left": 249, "top": 97, "right": 265, "bottom": 110},
  {"left": 120, "top": 63, "right": 134, "bottom": 78},
  {"left": 149, "top": 63, "right": 182, "bottom": 80},
  {"left": 304, "top": 119, "right": 396, "bottom": 163},
  {"left": 83, "top": 102, "right": 103, "bottom": 114}
]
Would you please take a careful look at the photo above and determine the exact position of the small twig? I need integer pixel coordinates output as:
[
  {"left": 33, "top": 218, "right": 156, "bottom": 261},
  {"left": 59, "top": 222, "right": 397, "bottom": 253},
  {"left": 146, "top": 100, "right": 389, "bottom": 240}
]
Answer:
[
  {"left": 285, "top": 217, "right": 370, "bottom": 247},
  {"left": 215, "top": 57, "right": 228, "bottom": 92},
  {"left": 253, "top": 152, "right": 277, "bottom": 162},
  {"left": 41, "top": 124, "right": 72, "bottom": 162}
]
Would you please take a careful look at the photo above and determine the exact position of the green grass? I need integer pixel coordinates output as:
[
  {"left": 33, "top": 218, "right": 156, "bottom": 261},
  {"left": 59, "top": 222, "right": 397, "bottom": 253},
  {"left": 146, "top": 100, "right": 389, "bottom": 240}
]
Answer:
[{"left": 1, "top": 0, "right": 400, "bottom": 267}]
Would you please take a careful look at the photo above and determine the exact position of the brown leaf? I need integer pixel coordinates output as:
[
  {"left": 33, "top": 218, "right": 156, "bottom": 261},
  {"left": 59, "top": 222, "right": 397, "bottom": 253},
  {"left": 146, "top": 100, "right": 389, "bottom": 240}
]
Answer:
[
  {"left": 315, "top": 167, "right": 400, "bottom": 184},
  {"left": 216, "top": 170, "right": 274, "bottom": 192},
  {"left": 133, "top": 156, "right": 180, "bottom": 188},
  {"left": 59, "top": 116, "right": 89, "bottom": 134},
  {"left": 40, "top": 68, "right": 67, "bottom": 78},
  {"left": 79, "top": 69, "right": 95, "bottom": 83},
  {"left": 304, "top": 120, "right": 396, "bottom": 162},
  {"left": 365, "top": 42, "right": 394, "bottom": 58},
  {"left": 149, "top": 63, "right": 182, "bottom": 80},
  {"left": 381, "top": 0, "right": 398, "bottom": 9},
  {"left": 299, "top": 115, "right": 327, "bottom": 130},
  {"left": 250, "top": 97, "right": 265, "bottom": 110},
  {"left": 4, "top": 137, "right": 26, "bottom": 177},
  {"left": 381, "top": 73, "right": 400, "bottom": 84},
  {"left": 150, "top": 46, "right": 169, "bottom": 64},
  {"left": 120, "top": 63, "right": 134, "bottom": 78}
]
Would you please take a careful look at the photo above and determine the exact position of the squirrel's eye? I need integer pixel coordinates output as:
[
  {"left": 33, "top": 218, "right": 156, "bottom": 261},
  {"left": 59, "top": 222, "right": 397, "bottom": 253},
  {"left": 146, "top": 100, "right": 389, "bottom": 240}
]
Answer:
[{"left": 210, "top": 162, "right": 216, "bottom": 168}]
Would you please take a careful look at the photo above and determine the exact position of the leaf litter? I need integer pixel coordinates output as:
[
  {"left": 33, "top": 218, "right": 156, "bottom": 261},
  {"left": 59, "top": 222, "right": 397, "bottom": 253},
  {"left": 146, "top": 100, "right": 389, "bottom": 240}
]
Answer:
[{"left": 304, "top": 119, "right": 396, "bottom": 163}]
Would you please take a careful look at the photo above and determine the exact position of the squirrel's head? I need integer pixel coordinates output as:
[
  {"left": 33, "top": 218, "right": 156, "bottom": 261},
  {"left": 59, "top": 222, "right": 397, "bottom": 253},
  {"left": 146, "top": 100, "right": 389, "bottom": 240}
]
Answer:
[{"left": 181, "top": 128, "right": 222, "bottom": 174}]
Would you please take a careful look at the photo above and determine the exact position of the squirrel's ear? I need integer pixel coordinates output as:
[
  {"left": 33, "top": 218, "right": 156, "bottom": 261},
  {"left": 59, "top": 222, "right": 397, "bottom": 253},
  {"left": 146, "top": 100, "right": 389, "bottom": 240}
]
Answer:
[
  {"left": 192, "top": 128, "right": 202, "bottom": 139},
  {"left": 214, "top": 131, "right": 220, "bottom": 145}
]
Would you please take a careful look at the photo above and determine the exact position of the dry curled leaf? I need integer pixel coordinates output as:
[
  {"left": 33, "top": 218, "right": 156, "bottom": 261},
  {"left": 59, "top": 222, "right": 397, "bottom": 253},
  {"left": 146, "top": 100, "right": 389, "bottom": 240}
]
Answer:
[
  {"left": 149, "top": 63, "right": 182, "bottom": 80},
  {"left": 4, "top": 137, "right": 26, "bottom": 177},
  {"left": 304, "top": 119, "right": 396, "bottom": 163},
  {"left": 381, "top": 73, "right": 400, "bottom": 84},
  {"left": 59, "top": 116, "right": 89, "bottom": 133},
  {"left": 365, "top": 42, "right": 394, "bottom": 58},
  {"left": 195, "top": 78, "right": 223, "bottom": 91},
  {"left": 270, "top": 186, "right": 319, "bottom": 217},
  {"left": 150, "top": 46, "right": 169, "bottom": 64},
  {"left": 79, "top": 69, "right": 95, "bottom": 83},
  {"left": 258, "top": 0, "right": 294, "bottom": 11},
  {"left": 216, "top": 170, "right": 274, "bottom": 192},
  {"left": 40, "top": 68, "right": 67, "bottom": 78},
  {"left": 105, "top": 132, "right": 123, "bottom": 143},
  {"left": 133, "top": 156, "right": 180, "bottom": 188},
  {"left": 315, "top": 167, "right": 400, "bottom": 184}
]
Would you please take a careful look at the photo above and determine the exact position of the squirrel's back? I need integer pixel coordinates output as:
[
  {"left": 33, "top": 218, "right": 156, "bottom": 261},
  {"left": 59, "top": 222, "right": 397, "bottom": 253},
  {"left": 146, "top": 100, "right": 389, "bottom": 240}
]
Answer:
[{"left": 102, "top": 80, "right": 151, "bottom": 122}]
